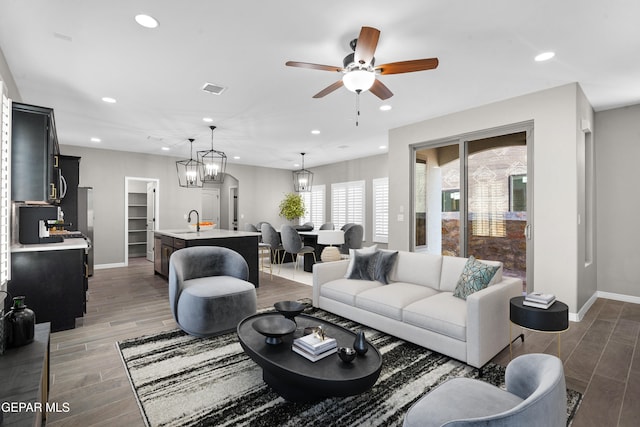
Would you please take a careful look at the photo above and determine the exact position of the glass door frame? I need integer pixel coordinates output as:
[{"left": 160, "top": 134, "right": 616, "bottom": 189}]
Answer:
[{"left": 409, "top": 121, "right": 534, "bottom": 290}]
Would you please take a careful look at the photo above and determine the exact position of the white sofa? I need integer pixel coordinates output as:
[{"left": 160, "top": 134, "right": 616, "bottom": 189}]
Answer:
[{"left": 312, "top": 251, "right": 522, "bottom": 368}]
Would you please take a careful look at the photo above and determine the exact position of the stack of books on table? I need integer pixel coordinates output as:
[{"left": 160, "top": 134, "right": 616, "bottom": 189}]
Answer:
[
  {"left": 523, "top": 292, "right": 556, "bottom": 309},
  {"left": 292, "top": 333, "right": 337, "bottom": 362}
]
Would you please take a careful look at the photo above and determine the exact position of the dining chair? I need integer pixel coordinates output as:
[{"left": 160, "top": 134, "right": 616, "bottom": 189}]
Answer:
[
  {"left": 319, "top": 222, "right": 335, "bottom": 230},
  {"left": 340, "top": 223, "right": 364, "bottom": 256},
  {"left": 280, "top": 224, "right": 317, "bottom": 275},
  {"left": 246, "top": 224, "right": 271, "bottom": 277},
  {"left": 260, "top": 223, "right": 284, "bottom": 274}
]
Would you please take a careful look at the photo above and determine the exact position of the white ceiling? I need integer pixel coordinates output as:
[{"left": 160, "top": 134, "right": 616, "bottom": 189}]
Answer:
[{"left": 1, "top": 0, "right": 639, "bottom": 170}]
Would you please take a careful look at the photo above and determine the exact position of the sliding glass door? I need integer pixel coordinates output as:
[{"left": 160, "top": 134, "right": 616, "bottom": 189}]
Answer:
[{"left": 413, "top": 126, "right": 532, "bottom": 286}]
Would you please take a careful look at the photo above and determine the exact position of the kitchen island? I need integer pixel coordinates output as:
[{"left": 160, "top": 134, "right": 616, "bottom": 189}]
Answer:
[{"left": 154, "top": 229, "right": 261, "bottom": 287}]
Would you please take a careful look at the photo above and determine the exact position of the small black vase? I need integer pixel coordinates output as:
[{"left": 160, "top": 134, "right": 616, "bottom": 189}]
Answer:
[
  {"left": 4, "top": 296, "right": 35, "bottom": 348},
  {"left": 353, "top": 331, "right": 368, "bottom": 356}
]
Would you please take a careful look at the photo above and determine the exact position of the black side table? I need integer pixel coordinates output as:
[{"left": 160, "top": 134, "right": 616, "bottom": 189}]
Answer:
[{"left": 509, "top": 296, "right": 569, "bottom": 358}]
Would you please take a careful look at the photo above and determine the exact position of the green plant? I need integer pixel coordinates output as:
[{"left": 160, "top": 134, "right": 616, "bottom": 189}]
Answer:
[{"left": 279, "top": 192, "right": 306, "bottom": 221}]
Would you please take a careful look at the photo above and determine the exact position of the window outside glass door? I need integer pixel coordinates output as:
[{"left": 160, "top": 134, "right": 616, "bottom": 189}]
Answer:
[{"left": 413, "top": 130, "right": 529, "bottom": 285}]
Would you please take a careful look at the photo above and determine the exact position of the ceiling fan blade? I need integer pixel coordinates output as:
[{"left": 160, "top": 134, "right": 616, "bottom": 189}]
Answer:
[
  {"left": 312, "top": 80, "right": 344, "bottom": 98},
  {"left": 285, "top": 61, "right": 342, "bottom": 72},
  {"left": 375, "top": 58, "right": 439, "bottom": 75},
  {"left": 369, "top": 79, "right": 393, "bottom": 100},
  {"left": 354, "top": 26, "right": 380, "bottom": 66}
]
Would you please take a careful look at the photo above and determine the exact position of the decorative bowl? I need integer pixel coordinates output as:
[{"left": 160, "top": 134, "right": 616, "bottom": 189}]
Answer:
[
  {"left": 188, "top": 222, "right": 215, "bottom": 231},
  {"left": 252, "top": 317, "right": 296, "bottom": 345},
  {"left": 337, "top": 347, "right": 357, "bottom": 363},
  {"left": 274, "top": 301, "right": 305, "bottom": 320}
]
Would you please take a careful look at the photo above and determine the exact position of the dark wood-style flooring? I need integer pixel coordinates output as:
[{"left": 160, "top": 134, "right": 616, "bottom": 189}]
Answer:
[{"left": 45, "top": 258, "right": 640, "bottom": 426}]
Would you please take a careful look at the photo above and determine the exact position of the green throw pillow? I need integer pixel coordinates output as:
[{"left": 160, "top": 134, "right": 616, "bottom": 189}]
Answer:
[{"left": 453, "top": 256, "right": 499, "bottom": 300}]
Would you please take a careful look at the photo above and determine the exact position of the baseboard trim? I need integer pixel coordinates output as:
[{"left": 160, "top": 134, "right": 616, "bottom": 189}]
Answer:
[
  {"left": 95, "top": 262, "right": 127, "bottom": 270},
  {"left": 596, "top": 291, "right": 640, "bottom": 305},
  {"left": 571, "top": 292, "right": 599, "bottom": 322}
]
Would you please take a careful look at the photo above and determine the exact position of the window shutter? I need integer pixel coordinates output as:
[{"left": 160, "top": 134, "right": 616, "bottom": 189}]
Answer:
[
  {"left": 373, "top": 177, "right": 389, "bottom": 243},
  {"left": 1, "top": 85, "right": 11, "bottom": 288},
  {"left": 300, "top": 185, "right": 325, "bottom": 226},
  {"left": 331, "top": 180, "right": 365, "bottom": 236}
]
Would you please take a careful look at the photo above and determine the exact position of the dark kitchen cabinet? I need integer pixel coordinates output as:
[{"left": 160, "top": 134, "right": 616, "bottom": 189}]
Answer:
[
  {"left": 59, "top": 155, "right": 81, "bottom": 229},
  {"left": 8, "top": 248, "right": 87, "bottom": 332},
  {"left": 11, "top": 102, "right": 61, "bottom": 203}
]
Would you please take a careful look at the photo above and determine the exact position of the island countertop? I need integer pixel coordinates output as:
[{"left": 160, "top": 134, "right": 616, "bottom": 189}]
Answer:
[{"left": 154, "top": 229, "right": 261, "bottom": 240}]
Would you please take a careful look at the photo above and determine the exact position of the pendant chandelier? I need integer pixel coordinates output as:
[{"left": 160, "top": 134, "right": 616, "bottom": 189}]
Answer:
[
  {"left": 292, "top": 152, "right": 313, "bottom": 192},
  {"left": 176, "top": 138, "right": 204, "bottom": 188},
  {"left": 198, "top": 125, "right": 227, "bottom": 183}
]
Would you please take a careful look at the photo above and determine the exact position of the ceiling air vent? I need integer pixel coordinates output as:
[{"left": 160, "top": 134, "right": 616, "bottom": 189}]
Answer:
[{"left": 202, "top": 82, "right": 227, "bottom": 95}]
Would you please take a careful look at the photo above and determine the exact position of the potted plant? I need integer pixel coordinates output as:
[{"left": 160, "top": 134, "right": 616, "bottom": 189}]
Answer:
[{"left": 279, "top": 192, "right": 306, "bottom": 222}]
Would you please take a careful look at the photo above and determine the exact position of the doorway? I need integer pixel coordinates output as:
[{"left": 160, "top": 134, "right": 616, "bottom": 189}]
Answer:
[
  {"left": 202, "top": 186, "right": 221, "bottom": 228},
  {"left": 412, "top": 124, "right": 532, "bottom": 287},
  {"left": 125, "top": 177, "right": 159, "bottom": 265}
]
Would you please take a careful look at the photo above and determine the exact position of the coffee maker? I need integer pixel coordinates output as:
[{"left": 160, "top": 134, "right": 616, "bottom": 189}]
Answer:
[{"left": 18, "top": 205, "right": 64, "bottom": 244}]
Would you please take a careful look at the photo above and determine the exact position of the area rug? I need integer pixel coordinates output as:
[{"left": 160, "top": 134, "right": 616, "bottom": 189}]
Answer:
[{"left": 118, "top": 302, "right": 582, "bottom": 427}]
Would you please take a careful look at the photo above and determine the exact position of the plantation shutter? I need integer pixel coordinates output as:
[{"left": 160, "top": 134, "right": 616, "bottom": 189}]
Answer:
[
  {"left": 331, "top": 180, "right": 365, "bottom": 235},
  {"left": 373, "top": 177, "right": 389, "bottom": 243},
  {"left": 1, "top": 84, "right": 11, "bottom": 289},
  {"left": 300, "top": 185, "right": 325, "bottom": 226}
]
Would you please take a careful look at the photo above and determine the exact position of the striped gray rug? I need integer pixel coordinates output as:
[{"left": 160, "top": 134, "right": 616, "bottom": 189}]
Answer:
[{"left": 118, "top": 303, "right": 581, "bottom": 427}]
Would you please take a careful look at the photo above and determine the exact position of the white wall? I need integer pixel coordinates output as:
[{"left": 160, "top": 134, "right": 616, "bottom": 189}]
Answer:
[
  {"left": 0, "top": 46, "right": 20, "bottom": 101},
  {"left": 595, "top": 104, "right": 640, "bottom": 298},
  {"left": 60, "top": 144, "right": 291, "bottom": 266},
  {"left": 389, "top": 83, "right": 592, "bottom": 315}
]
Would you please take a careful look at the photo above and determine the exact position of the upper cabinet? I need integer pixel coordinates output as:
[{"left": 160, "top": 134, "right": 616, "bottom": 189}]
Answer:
[{"left": 11, "top": 102, "right": 61, "bottom": 203}]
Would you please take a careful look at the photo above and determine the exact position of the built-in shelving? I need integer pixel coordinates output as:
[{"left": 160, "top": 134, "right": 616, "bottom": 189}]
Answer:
[{"left": 127, "top": 192, "right": 147, "bottom": 257}]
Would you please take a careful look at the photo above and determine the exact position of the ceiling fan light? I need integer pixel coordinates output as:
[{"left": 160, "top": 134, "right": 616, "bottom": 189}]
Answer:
[{"left": 342, "top": 70, "right": 376, "bottom": 93}]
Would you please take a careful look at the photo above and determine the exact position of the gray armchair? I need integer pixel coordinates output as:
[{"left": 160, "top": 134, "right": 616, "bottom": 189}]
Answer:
[
  {"left": 340, "top": 223, "right": 364, "bottom": 255},
  {"left": 403, "top": 353, "right": 567, "bottom": 427},
  {"left": 280, "top": 224, "right": 316, "bottom": 274},
  {"left": 169, "top": 246, "right": 257, "bottom": 337},
  {"left": 319, "top": 222, "right": 335, "bottom": 230}
]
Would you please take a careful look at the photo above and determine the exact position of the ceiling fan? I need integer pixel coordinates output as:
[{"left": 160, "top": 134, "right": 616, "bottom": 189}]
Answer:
[{"left": 286, "top": 26, "right": 439, "bottom": 100}]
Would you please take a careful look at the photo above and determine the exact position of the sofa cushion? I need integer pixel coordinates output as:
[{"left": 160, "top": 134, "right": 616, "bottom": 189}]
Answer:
[
  {"left": 389, "top": 252, "right": 442, "bottom": 290},
  {"left": 320, "top": 278, "right": 381, "bottom": 306},
  {"left": 355, "top": 283, "right": 440, "bottom": 321},
  {"left": 373, "top": 250, "right": 399, "bottom": 284},
  {"left": 403, "top": 293, "right": 467, "bottom": 341},
  {"left": 452, "top": 256, "right": 500, "bottom": 300},
  {"left": 440, "top": 256, "right": 503, "bottom": 292}
]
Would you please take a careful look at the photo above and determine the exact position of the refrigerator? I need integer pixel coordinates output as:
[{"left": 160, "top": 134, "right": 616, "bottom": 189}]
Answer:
[{"left": 77, "top": 187, "right": 94, "bottom": 276}]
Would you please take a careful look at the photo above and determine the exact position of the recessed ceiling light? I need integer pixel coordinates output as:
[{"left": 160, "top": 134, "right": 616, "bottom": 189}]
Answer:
[
  {"left": 294, "top": 163, "right": 300, "bottom": 168},
  {"left": 101, "top": 97, "right": 116, "bottom": 103},
  {"left": 534, "top": 51, "right": 555, "bottom": 62},
  {"left": 135, "top": 14, "right": 159, "bottom": 29},
  {"left": 379, "top": 105, "right": 392, "bottom": 111},
  {"left": 90, "top": 137, "right": 101, "bottom": 143},
  {"left": 311, "top": 129, "right": 321, "bottom": 135},
  {"left": 379, "top": 145, "right": 387, "bottom": 150},
  {"left": 161, "top": 147, "right": 170, "bottom": 151},
  {"left": 233, "top": 156, "right": 241, "bottom": 160},
  {"left": 203, "top": 117, "right": 213, "bottom": 123}
]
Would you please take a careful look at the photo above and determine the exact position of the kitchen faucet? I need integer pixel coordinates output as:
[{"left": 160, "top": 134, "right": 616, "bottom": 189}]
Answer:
[{"left": 187, "top": 210, "right": 200, "bottom": 232}]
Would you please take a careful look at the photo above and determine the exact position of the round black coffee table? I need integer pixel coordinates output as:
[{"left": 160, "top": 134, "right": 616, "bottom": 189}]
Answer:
[
  {"left": 509, "top": 296, "right": 569, "bottom": 358},
  {"left": 237, "top": 312, "right": 382, "bottom": 402}
]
